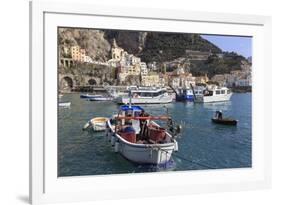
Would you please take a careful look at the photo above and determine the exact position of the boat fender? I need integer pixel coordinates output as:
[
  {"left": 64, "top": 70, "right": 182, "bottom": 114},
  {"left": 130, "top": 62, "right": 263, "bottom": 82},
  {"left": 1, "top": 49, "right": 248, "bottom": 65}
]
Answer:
[
  {"left": 111, "top": 134, "right": 116, "bottom": 146},
  {"left": 107, "top": 129, "right": 112, "bottom": 142},
  {"left": 174, "top": 141, "right": 178, "bottom": 152},
  {"left": 114, "top": 141, "right": 119, "bottom": 153},
  {"left": 105, "top": 128, "right": 109, "bottom": 137}
]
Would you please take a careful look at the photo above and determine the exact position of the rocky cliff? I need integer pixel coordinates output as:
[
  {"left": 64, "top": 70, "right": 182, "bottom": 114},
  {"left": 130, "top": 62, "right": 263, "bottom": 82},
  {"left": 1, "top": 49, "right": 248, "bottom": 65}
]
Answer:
[{"left": 59, "top": 28, "right": 221, "bottom": 63}]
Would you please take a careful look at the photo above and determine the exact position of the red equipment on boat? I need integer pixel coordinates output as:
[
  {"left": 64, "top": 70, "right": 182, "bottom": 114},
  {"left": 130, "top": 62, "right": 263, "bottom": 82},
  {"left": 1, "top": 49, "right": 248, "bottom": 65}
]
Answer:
[
  {"left": 147, "top": 124, "right": 166, "bottom": 142},
  {"left": 118, "top": 127, "right": 137, "bottom": 143}
]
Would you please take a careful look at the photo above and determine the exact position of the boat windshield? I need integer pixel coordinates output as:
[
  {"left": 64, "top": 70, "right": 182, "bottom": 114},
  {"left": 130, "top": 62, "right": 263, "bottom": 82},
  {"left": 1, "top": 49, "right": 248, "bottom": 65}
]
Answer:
[
  {"left": 204, "top": 90, "right": 213, "bottom": 96},
  {"left": 131, "top": 90, "right": 165, "bottom": 97}
]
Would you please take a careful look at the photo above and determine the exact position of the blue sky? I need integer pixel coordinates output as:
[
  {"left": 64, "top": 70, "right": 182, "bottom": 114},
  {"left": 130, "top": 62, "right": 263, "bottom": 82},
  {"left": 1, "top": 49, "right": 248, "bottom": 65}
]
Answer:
[{"left": 201, "top": 35, "right": 252, "bottom": 58}]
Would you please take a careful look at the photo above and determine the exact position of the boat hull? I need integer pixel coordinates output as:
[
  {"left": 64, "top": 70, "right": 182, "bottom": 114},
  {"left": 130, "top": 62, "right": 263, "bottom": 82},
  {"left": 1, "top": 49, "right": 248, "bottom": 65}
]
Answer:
[
  {"left": 211, "top": 118, "right": 238, "bottom": 126},
  {"left": 117, "top": 141, "right": 175, "bottom": 164},
  {"left": 176, "top": 94, "right": 194, "bottom": 102},
  {"left": 80, "top": 94, "right": 102, "bottom": 99},
  {"left": 195, "top": 93, "right": 232, "bottom": 103},
  {"left": 89, "top": 97, "right": 113, "bottom": 101},
  {"left": 115, "top": 95, "right": 173, "bottom": 104},
  {"left": 59, "top": 102, "right": 71, "bottom": 107}
]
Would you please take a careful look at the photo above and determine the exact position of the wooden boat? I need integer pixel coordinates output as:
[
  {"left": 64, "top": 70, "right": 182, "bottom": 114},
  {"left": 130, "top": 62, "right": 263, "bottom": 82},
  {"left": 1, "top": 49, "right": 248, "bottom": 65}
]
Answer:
[
  {"left": 106, "top": 105, "right": 180, "bottom": 165},
  {"left": 211, "top": 110, "right": 237, "bottom": 125},
  {"left": 83, "top": 117, "right": 109, "bottom": 131},
  {"left": 211, "top": 117, "right": 238, "bottom": 126},
  {"left": 59, "top": 102, "right": 71, "bottom": 107}
]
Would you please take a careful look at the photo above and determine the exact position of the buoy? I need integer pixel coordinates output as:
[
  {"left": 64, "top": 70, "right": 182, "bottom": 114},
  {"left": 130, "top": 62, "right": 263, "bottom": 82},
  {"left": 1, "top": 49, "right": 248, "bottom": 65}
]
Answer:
[
  {"left": 114, "top": 141, "right": 119, "bottom": 153},
  {"left": 111, "top": 135, "right": 116, "bottom": 146},
  {"left": 174, "top": 141, "right": 178, "bottom": 152}
]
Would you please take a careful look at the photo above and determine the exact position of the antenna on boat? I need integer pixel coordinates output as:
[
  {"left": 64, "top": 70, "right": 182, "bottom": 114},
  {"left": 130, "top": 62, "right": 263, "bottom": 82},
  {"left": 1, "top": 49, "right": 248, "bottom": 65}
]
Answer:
[{"left": 128, "top": 89, "right": 132, "bottom": 108}]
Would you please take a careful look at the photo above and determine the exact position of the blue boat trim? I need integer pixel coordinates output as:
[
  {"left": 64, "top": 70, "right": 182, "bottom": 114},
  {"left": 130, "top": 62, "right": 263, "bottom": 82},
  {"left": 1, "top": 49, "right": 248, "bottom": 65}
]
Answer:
[{"left": 120, "top": 105, "right": 144, "bottom": 112}]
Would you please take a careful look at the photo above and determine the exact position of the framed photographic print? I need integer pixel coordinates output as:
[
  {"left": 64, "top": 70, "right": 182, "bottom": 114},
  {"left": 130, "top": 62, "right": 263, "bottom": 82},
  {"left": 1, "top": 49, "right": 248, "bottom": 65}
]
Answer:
[{"left": 30, "top": 0, "right": 272, "bottom": 204}]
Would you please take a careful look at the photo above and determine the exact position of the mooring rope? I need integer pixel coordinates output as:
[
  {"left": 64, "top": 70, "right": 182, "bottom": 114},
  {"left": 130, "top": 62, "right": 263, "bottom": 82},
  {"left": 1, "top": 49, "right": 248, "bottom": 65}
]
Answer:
[
  {"left": 171, "top": 152, "right": 216, "bottom": 169},
  {"left": 158, "top": 146, "right": 216, "bottom": 169}
]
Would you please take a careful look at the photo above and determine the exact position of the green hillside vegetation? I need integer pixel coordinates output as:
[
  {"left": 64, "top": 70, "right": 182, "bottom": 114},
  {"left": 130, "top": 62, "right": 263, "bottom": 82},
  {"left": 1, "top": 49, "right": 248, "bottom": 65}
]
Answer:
[
  {"left": 190, "top": 52, "right": 247, "bottom": 77},
  {"left": 139, "top": 33, "right": 222, "bottom": 62}
]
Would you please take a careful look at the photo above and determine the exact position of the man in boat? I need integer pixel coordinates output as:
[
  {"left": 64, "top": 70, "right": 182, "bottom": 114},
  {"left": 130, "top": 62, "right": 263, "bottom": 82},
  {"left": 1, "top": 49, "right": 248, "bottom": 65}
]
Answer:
[
  {"left": 139, "top": 110, "right": 150, "bottom": 140},
  {"left": 216, "top": 110, "right": 223, "bottom": 120}
]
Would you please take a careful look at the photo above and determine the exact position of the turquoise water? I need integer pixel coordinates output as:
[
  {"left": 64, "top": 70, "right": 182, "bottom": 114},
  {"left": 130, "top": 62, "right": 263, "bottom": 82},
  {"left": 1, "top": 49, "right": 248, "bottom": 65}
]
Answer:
[{"left": 58, "top": 93, "right": 252, "bottom": 176}]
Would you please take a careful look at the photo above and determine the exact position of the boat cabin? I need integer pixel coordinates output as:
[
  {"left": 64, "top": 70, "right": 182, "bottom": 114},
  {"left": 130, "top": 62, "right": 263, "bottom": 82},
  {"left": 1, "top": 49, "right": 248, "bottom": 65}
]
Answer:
[
  {"left": 200, "top": 87, "right": 231, "bottom": 97},
  {"left": 130, "top": 88, "right": 168, "bottom": 98}
]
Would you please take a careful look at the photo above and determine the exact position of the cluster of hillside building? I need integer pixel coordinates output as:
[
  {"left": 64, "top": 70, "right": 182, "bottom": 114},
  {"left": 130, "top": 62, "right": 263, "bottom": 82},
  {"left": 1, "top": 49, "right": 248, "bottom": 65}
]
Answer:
[
  {"left": 59, "top": 40, "right": 251, "bottom": 88},
  {"left": 106, "top": 40, "right": 211, "bottom": 88},
  {"left": 210, "top": 60, "right": 252, "bottom": 87}
]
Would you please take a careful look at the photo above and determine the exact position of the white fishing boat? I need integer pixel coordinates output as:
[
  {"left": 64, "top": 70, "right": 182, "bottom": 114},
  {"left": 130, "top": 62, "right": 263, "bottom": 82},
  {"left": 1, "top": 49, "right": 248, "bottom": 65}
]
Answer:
[
  {"left": 115, "top": 87, "right": 173, "bottom": 104},
  {"left": 194, "top": 86, "right": 232, "bottom": 103},
  {"left": 106, "top": 105, "right": 180, "bottom": 164},
  {"left": 83, "top": 117, "right": 109, "bottom": 131},
  {"left": 59, "top": 102, "right": 71, "bottom": 107}
]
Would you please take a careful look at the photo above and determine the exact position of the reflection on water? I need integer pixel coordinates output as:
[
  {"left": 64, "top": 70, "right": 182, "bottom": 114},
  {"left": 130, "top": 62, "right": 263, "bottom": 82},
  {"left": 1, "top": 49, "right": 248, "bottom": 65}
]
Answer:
[{"left": 58, "top": 93, "right": 252, "bottom": 176}]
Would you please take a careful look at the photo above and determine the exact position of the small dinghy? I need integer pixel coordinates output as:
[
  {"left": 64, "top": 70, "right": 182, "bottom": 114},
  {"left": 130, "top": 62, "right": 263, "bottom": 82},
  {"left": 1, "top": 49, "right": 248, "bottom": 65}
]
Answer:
[
  {"left": 80, "top": 94, "right": 103, "bottom": 99},
  {"left": 83, "top": 117, "right": 109, "bottom": 131},
  {"left": 59, "top": 102, "right": 71, "bottom": 107},
  {"left": 211, "top": 111, "right": 238, "bottom": 126}
]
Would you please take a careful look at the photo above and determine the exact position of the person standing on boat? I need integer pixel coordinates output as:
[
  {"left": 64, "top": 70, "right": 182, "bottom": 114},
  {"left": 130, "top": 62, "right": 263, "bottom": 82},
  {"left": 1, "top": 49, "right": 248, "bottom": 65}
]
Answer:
[
  {"left": 216, "top": 110, "right": 223, "bottom": 120},
  {"left": 139, "top": 110, "right": 149, "bottom": 139}
]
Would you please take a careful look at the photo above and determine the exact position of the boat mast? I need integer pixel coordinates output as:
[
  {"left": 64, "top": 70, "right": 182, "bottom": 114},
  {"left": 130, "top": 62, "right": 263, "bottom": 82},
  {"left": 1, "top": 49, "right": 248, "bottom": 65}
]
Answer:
[
  {"left": 190, "top": 83, "right": 197, "bottom": 100},
  {"left": 128, "top": 89, "right": 132, "bottom": 108}
]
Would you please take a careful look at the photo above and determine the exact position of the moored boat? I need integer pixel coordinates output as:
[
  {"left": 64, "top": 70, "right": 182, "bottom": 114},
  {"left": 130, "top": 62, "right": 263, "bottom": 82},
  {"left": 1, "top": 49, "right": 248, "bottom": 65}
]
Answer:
[
  {"left": 83, "top": 117, "right": 109, "bottom": 131},
  {"left": 89, "top": 97, "right": 113, "bottom": 101},
  {"left": 80, "top": 93, "right": 103, "bottom": 99},
  {"left": 175, "top": 88, "right": 194, "bottom": 102},
  {"left": 211, "top": 118, "right": 238, "bottom": 125},
  {"left": 106, "top": 105, "right": 180, "bottom": 164},
  {"left": 211, "top": 111, "right": 238, "bottom": 126},
  {"left": 59, "top": 102, "right": 71, "bottom": 107},
  {"left": 194, "top": 86, "right": 232, "bottom": 103}
]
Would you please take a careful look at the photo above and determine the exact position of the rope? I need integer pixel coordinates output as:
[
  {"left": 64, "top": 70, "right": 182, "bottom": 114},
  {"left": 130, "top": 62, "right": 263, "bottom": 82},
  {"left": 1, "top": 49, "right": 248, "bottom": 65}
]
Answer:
[
  {"left": 157, "top": 146, "right": 216, "bottom": 169},
  {"left": 172, "top": 152, "right": 216, "bottom": 169}
]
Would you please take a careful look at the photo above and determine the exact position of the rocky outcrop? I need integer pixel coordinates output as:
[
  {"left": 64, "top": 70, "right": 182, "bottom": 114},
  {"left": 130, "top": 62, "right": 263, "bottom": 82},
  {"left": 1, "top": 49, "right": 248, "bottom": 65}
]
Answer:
[{"left": 59, "top": 28, "right": 111, "bottom": 62}]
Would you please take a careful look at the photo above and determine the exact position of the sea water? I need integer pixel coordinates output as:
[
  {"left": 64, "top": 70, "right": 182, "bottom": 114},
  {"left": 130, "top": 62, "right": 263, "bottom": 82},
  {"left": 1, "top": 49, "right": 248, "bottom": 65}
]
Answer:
[{"left": 58, "top": 93, "right": 251, "bottom": 176}]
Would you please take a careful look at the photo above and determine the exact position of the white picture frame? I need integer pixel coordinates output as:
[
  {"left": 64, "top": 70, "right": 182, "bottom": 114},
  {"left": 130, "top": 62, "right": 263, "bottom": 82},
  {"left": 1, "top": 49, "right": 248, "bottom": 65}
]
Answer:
[{"left": 30, "top": 0, "right": 272, "bottom": 204}]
